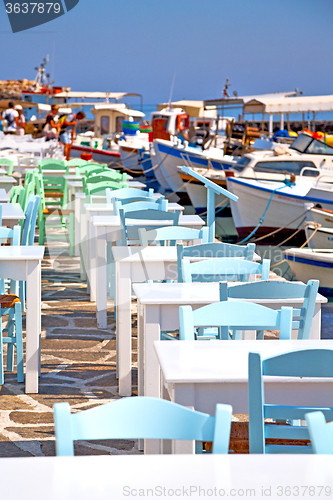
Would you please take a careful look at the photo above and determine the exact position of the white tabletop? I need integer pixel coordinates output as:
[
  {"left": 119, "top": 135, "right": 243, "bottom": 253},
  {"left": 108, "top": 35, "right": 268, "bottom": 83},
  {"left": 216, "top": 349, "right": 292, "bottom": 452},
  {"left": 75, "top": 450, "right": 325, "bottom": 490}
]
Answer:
[
  {"left": 0, "top": 176, "right": 16, "bottom": 184},
  {"left": 85, "top": 202, "right": 184, "bottom": 213},
  {"left": 1, "top": 203, "right": 24, "bottom": 219},
  {"left": 154, "top": 339, "right": 333, "bottom": 384},
  {"left": 0, "top": 455, "right": 332, "bottom": 500},
  {"left": 112, "top": 245, "right": 179, "bottom": 263},
  {"left": 94, "top": 214, "right": 204, "bottom": 228},
  {"left": 0, "top": 189, "right": 9, "bottom": 203},
  {"left": 0, "top": 246, "right": 45, "bottom": 260},
  {"left": 133, "top": 282, "right": 220, "bottom": 304}
]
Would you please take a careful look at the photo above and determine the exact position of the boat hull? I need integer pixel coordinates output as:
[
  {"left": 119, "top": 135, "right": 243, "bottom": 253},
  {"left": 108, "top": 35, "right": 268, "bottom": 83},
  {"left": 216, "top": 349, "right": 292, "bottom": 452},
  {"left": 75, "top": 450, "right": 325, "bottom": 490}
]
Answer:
[
  {"left": 284, "top": 248, "right": 333, "bottom": 296},
  {"left": 227, "top": 177, "right": 333, "bottom": 245},
  {"left": 71, "top": 144, "right": 120, "bottom": 166}
]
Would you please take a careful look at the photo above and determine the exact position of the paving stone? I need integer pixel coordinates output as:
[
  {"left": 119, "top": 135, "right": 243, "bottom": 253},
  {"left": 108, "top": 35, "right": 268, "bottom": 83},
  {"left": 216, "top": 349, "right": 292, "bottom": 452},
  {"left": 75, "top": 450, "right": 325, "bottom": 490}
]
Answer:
[
  {"left": 9, "top": 412, "right": 54, "bottom": 425},
  {"left": 41, "top": 339, "right": 102, "bottom": 350},
  {"left": 0, "top": 438, "right": 33, "bottom": 457},
  {"left": 5, "top": 426, "right": 54, "bottom": 440},
  {"left": 0, "top": 395, "right": 33, "bottom": 411}
]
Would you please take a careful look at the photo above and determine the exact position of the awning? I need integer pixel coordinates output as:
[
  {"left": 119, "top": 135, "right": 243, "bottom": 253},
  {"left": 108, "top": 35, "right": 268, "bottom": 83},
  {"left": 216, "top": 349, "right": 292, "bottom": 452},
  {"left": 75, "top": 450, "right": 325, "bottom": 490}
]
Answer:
[
  {"left": 0, "top": 99, "right": 38, "bottom": 111},
  {"left": 243, "top": 95, "right": 333, "bottom": 115},
  {"left": 54, "top": 91, "right": 142, "bottom": 101},
  {"left": 91, "top": 104, "right": 145, "bottom": 118}
]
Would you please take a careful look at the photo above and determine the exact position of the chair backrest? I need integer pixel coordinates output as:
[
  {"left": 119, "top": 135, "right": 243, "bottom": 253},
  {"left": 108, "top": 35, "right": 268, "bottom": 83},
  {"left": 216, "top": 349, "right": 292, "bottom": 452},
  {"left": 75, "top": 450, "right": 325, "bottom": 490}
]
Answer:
[
  {"left": 66, "top": 158, "right": 91, "bottom": 167},
  {"left": 38, "top": 159, "right": 67, "bottom": 171},
  {"left": 179, "top": 300, "right": 293, "bottom": 341},
  {"left": 181, "top": 257, "right": 270, "bottom": 283},
  {"left": 0, "top": 158, "right": 14, "bottom": 175},
  {"left": 0, "top": 224, "right": 21, "bottom": 246},
  {"left": 139, "top": 225, "right": 209, "bottom": 247},
  {"left": 177, "top": 242, "right": 256, "bottom": 282},
  {"left": 305, "top": 411, "right": 333, "bottom": 454},
  {"left": 114, "top": 198, "right": 167, "bottom": 216},
  {"left": 248, "top": 349, "right": 333, "bottom": 454},
  {"left": 10, "top": 185, "right": 24, "bottom": 204},
  {"left": 83, "top": 179, "right": 126, "bottom": 200},
  {"left": 119, "top": 205, "right": 180, "bottom": 245},
  {"left": 224, "top": 279, "right": 319, "bottom": 339},
  {"left": 21, "top": 194, "right": 40, "bottom": 245},
  {"left": 107, "top": 187, "right": 154, "bottom": 203},
  {"left": 86, "top": 169, "right": 126, "bottom": 183},
  {"left": 53, "top": 397, "right": 233, "bottom": 456}
]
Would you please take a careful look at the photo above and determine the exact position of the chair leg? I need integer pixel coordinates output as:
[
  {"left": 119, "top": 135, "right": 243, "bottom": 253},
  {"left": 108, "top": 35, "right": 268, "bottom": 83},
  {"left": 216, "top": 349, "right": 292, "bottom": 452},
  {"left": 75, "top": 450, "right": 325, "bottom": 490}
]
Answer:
[
  {"left": 39, "top": 217, "right": 45, "bottom": 245},
  {"left": 6, "top": 309, "right": 15, "bottom": 372},
  {"left": 19, "top": 281, "right": 26, "bottom": 313},
  {"left": 69, "top": 212, "right": 75, "bottom": 257},
  {"left": 0, "top": 318, "right": 3, "bottom": 386},
  {"left": 14, "top": 303, "right": 24, "bottom": 383}
]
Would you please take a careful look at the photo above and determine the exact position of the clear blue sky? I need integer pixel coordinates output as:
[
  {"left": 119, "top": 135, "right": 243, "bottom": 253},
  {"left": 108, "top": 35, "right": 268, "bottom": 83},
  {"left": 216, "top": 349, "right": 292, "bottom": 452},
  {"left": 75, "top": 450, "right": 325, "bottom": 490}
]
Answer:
[{"left": 1, "top": 0, "right": 333, "bottom": 106}]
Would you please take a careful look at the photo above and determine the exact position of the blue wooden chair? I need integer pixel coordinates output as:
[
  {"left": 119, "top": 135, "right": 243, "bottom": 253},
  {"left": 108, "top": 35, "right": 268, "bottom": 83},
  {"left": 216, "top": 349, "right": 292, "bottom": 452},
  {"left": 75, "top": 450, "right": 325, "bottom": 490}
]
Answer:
[
  {"left": 0, "top": 226, "right": 24, "bottom": 385},
  {"left": 181, "top": 257, "right": 270, "bottom": 283},
  {"left": 177, "top": 242, "right": 256, "bottom": 282},
  {"left": 53, "top": 397, "right": 233, "bottom": 456},
  {"left": 119, "top": 203, "right": 180, "bottom": 246},
  {"left": 305, "top": 411, "right": 333, "bottom": 454},
  {"left": 179, "top": 300, "right": 293, "bottom": 341},
  {"left": 139, "top": 226, "right": 209, "bottom": 247},
  {"left": 113, "top": 197, "right": 166, "bottom": 216},
  {"left": 248, "top": 349, "right": 333, "bottom": 454},
  {"left": 222, "top": 279, "right": 319, "bottom": 339},
  {"left": 106, "top": 187, "right": 154, "bottom": 205}
]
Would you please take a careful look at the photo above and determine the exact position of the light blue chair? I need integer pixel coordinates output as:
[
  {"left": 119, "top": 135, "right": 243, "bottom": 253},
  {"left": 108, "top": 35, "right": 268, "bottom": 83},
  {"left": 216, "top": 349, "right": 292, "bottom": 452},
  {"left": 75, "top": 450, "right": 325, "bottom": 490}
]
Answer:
[
  {"left": 181, "top": 257, "right": 270, "bottom": 283},
  {"left": 106, "top": 187, "right": 154, "bottom": 205},
  {"left": 114, "top": 197, "right": 166, "bottom": 216},
  {"left": 119, "top": 203, "right": 180, "bottom": 246},
  {"left": 139, "top": 226, "right": 209, "bottom": 247},
  {"left": 305, "top": 411, "right": 333, "bottom": 454},
  {"left": 248, "top": 349, "right": 333, "bottom": 454},
  {"left": 177, "top": 242, "right": 256, "bottom": 282},
  {"left": 0, "top": 225, "right": 24, "bottom": 385},
  {"left": 53, "top": 397, "right": 233, "bottom": 456},
  {"left": 0, "top": 224, "right": 21, "bottom": 295},
  {"left": 223, "top": 279, "right": 319, "bottom": 340},
  {"left": 179, "top": 300, "right": 293, "bottom": 341}
]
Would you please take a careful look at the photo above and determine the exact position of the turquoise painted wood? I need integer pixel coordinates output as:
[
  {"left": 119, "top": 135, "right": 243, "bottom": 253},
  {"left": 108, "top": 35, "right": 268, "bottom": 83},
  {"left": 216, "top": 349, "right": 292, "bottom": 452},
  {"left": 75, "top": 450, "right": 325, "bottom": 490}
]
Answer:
[
  {"left": 179, "top": 300, "right": 293, "bottom": 341},
  {"left": 119, "top": 204, "right": 179, "bottom": 246},
  {"left": 177, "top": 242, "right": 255, "bottom": 282},
  {"left": 305, "top": 411, "right": 333, "bottom": 454},
  {"left": 85, "top": 171, "right": 127, "bottom": 183},
  {"left": 225, "top": 280, "right": 319, "bottom": 339},
  {"left": 248, "top": 349, "right": 333, "bottom": 454},
  {"left": 113, "top": 197, "right": 165, "bottom": 216},
  {"left": 139, "top": 226, "right": 209, "bottom": 247},
  {"left": 83, "top": 179, "right": 125, "bottom": 200},
  {"left": 53, "top": 397, "right": 233, "bottom": 456},
  {"left": 181, "top": 257, "right": 270, "bottom": 283},
  {"left": 0, "top": 301, "right": 24, "bottom": 386},
  {"left": 180, "top": 166, "right": 238, "bottom": 242},
  {"left": 106, "top": 187, "right": 154, "bottom": 205}
]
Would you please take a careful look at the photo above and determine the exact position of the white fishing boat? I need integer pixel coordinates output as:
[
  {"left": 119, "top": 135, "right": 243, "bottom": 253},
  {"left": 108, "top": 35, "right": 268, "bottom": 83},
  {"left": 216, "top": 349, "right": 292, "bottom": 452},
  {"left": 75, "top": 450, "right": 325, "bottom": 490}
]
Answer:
[
  {"left": 304, "top": 205, "right": 333, "bottom": 249},
  {"left": 284, "top": 248, "right": 333, "bottom": 296},
  {"left": 227, "top": 174, "right": 333, "bottom": 246}
]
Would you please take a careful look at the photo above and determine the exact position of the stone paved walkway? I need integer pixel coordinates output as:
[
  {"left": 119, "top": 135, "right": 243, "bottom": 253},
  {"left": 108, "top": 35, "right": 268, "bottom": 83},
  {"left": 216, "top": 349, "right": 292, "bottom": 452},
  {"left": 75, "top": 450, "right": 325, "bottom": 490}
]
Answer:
[{"left": 0, "top": 235, "right": 332, "bottom": 457}]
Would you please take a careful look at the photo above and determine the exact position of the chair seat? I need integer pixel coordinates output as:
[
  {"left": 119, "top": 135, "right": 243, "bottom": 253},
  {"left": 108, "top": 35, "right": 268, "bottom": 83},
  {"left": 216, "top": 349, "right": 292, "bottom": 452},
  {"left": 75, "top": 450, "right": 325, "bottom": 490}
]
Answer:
[
  {"left": 44, "top": 193, "right": 64, "bottom": 198},
  {"left": 0, "top": 294, "right": 20, "bottom": 308}
]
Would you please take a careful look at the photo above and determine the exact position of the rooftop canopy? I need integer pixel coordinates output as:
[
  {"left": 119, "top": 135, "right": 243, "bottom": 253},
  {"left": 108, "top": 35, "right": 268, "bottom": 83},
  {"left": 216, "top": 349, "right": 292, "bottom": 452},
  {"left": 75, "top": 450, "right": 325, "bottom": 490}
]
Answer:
[
  {"left": 243, "top": 95, "right": 333, "bottom": 115},
  {"left": 54, "top": 91, "right": 142, "bottom": 101}
]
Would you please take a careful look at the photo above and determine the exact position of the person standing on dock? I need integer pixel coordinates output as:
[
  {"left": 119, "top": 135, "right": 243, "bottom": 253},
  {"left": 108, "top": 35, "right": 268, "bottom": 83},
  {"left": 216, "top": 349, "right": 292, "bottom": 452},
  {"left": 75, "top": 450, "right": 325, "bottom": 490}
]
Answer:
[
  {"left": 58, "top": 111, "right": 86, "bottom": 160},
  {"left": 2, "top": 101, "right": 19, "bottom": 134},
  {"left": 15, "top": 105, "right": 26, "bottom": 136}
]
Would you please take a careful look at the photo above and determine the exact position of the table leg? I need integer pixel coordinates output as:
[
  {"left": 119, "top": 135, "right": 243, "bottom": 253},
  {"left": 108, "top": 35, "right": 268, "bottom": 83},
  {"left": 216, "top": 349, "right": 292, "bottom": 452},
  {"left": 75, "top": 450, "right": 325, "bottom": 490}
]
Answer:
[
  {"left": 172, "top": 384, "right": 196, "bottom": 454},
  {"left": 88, "top": 216, "right": 97, "bottom": 302},
  {"left": 96, "top": 228, "right": 108, "bottom": 329},
  {"left": 144, "top": 304, "right": 162, "bottom": 454},
  {"left": 137, "top": 301, "right": 144, "bottom": 398},
  {"left": 74, "top": 192, "right": 81, "bottom": 257},
  {"left": 116, "top": 262, "right": 132, "bottom": 396},
  {"left": 25, "top": 261, "right": 41, "bottom": 393},
  {"left": 80, "top": 198, "right": 87, "bottom": 281},
  {"left": 311, "top": 304, "right": 321, "bottom": 339}
]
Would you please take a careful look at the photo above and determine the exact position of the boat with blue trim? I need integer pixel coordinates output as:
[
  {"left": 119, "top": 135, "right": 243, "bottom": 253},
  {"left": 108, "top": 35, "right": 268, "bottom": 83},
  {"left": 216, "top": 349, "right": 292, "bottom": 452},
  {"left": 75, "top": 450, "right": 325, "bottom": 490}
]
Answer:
[{"left": 284, "top": 248, "right": 333, "bottom": 296}]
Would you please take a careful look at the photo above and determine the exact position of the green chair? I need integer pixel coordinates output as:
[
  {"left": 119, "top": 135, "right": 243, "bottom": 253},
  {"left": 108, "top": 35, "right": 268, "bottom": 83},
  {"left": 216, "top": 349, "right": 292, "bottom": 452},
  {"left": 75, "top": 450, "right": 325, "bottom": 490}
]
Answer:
[
  {"left": 38, "top": 159, "right": 69, "bottom": 226},
  {"left": 66, "top": 159, "right": 91, "bottom": 167},
  {"left": 0, "top": 158, "right": 14, "bottom": 175}
]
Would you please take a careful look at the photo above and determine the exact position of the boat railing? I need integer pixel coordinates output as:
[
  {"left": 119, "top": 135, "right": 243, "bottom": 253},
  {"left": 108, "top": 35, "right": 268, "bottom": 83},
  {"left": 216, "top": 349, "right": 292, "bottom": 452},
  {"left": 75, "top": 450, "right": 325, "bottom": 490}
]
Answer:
[{"left": 300, "top": 166, "right": 333, "bottom": 183}]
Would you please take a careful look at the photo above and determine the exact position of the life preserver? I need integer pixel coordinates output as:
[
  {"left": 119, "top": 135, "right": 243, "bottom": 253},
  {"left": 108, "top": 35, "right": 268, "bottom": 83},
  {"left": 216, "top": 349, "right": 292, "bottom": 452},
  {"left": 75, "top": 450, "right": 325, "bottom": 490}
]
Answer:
[{"left": 176, "top": 114, "right": 189, "bottom": 131}]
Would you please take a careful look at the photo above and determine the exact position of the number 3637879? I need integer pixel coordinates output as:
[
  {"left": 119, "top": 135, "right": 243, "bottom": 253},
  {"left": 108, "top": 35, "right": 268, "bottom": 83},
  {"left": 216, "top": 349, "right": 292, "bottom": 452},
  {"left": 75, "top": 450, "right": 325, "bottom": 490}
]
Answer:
[{"left": 5, "top": 3, "right": 61, "bottom": 14}]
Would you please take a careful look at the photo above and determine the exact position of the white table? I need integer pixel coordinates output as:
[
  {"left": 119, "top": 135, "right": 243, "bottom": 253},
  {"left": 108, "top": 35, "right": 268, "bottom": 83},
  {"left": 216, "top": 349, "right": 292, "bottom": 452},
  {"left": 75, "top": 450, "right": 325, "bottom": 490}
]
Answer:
[
  {"left": 154, "top": 339, "right": 333, "bottom": 453},
  {"left": 94, "top": 214, "right": 204, "bottom": 323},
  {"left": 0, "top": 176, "right": 16, "bottom": 193},
  {"left": 74, "top": 180, "right": 147, "bottom": 260},
  {"left": 86, "top": 202, "right": 185, "bottom": 298},
  {"left": 0, "top": 247, "right": 44, "bottom": 393},
  {"left": 134, "top": 281, "right": 326, "bottom": 401},
  {"left": 1, "top": 455, "right": 332, "bottom": 500},
  {"left": 0, "top": 189, "right": 10, "bottom": 203},
  {"left": 109, "top": 244, "right": 201, "bottom": 396},
  {"left": 1, "top": 203, "right": 25, "bottom": 227}
]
